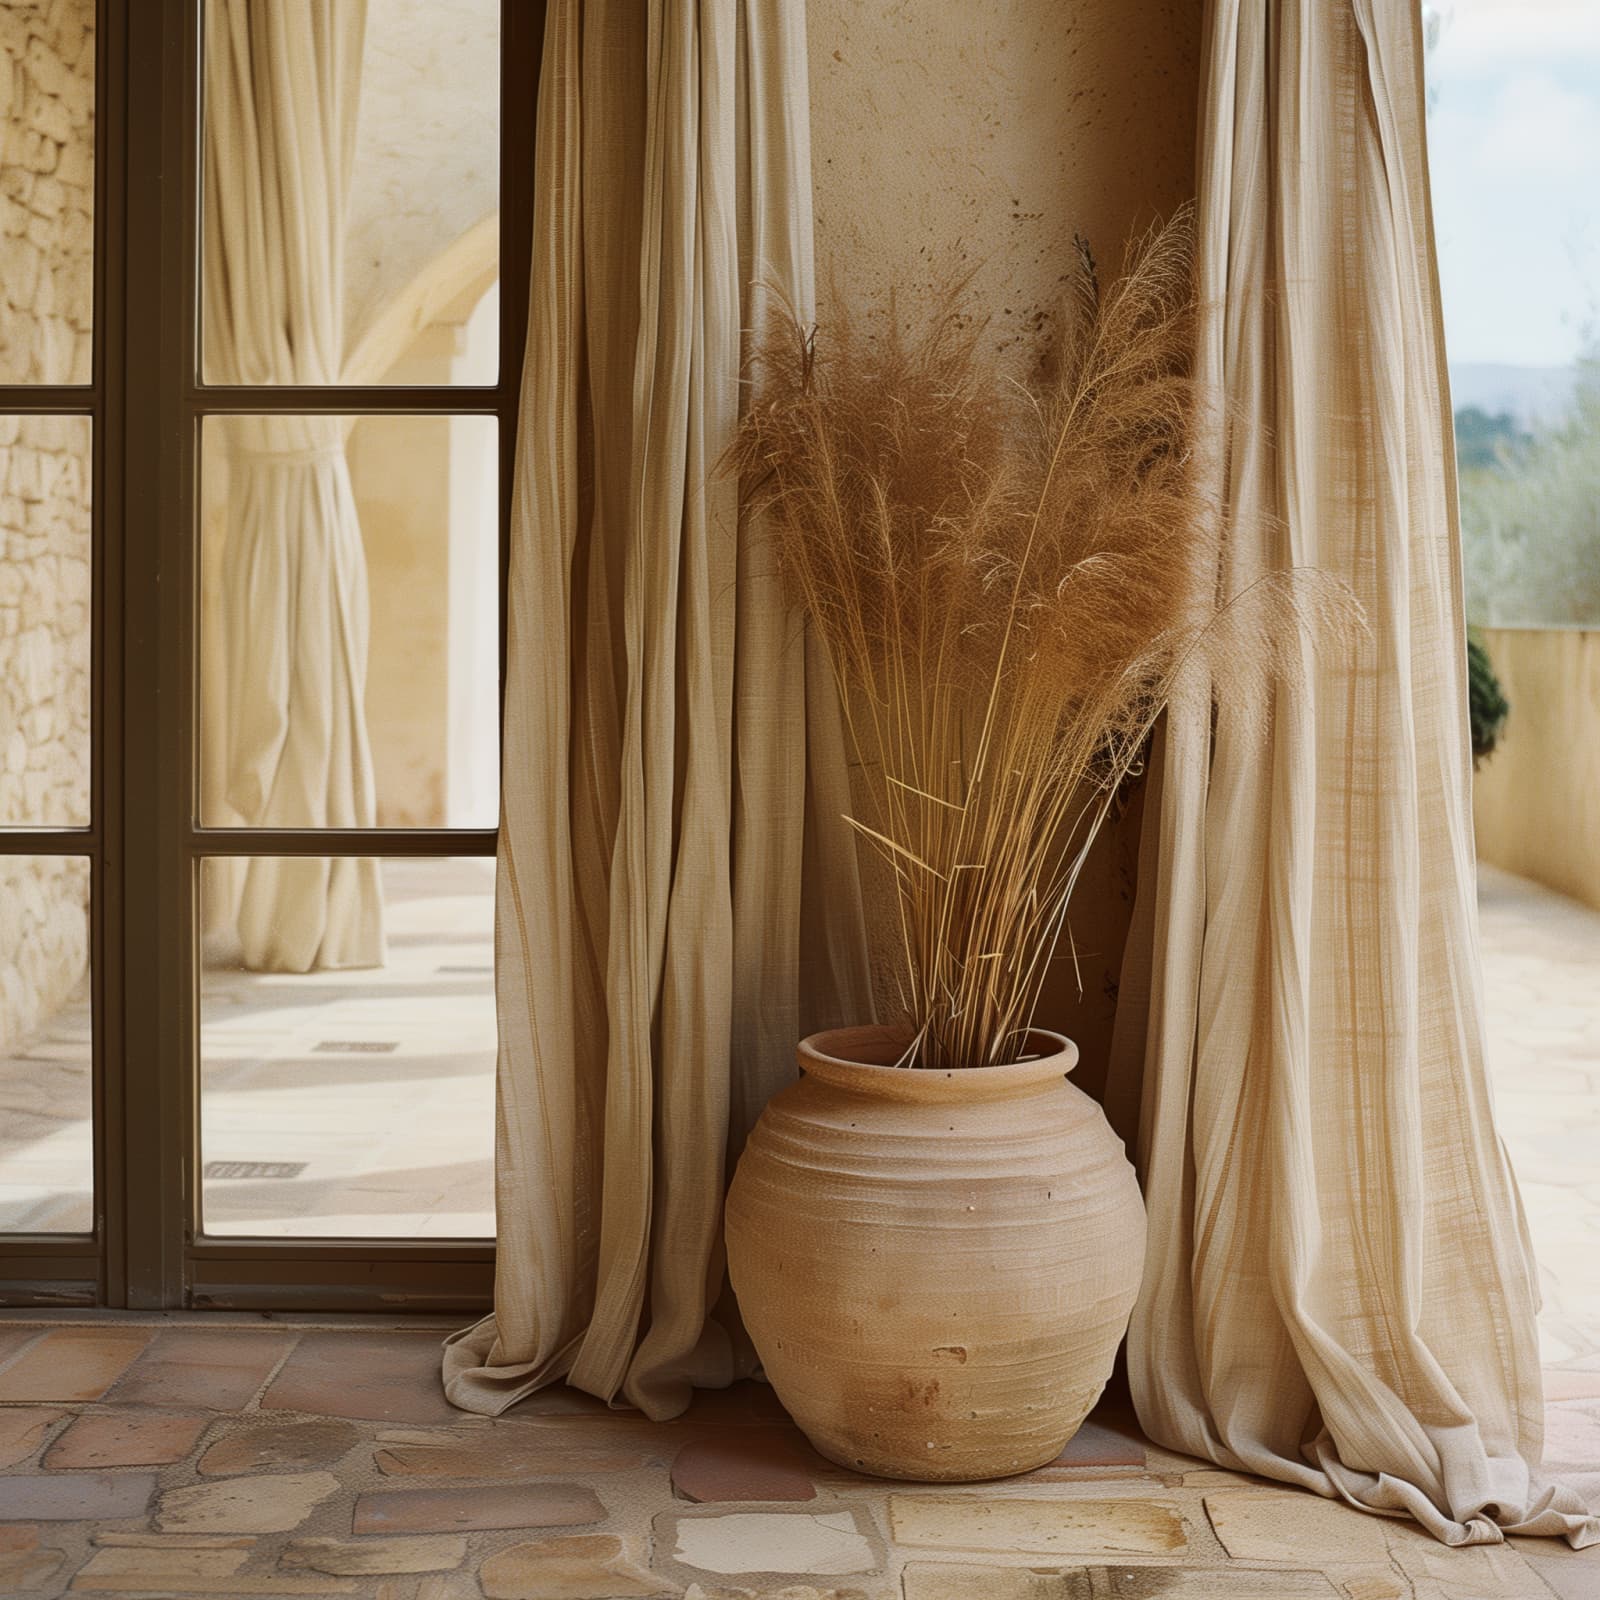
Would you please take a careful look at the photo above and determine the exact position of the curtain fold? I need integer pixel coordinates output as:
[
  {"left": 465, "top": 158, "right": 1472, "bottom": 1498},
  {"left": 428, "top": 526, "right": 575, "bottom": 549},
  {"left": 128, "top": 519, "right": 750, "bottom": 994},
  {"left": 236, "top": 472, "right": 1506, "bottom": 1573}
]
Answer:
[
  {"left": 1107, "top": 0, "right": 1597, "bottom": 1548},
  {"left": 444, "top": 0, "right": 871, "bottom": 1422},
  {"left": 203, "top": 0, "right": 384, "bottom": 973}
]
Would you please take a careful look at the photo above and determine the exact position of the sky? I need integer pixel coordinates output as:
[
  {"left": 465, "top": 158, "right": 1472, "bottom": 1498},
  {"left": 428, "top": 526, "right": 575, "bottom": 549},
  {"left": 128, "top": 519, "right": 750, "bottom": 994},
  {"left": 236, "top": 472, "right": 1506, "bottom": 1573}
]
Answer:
[{"left": 1426, "top": 0, "right": 1600, "bottom": 368}]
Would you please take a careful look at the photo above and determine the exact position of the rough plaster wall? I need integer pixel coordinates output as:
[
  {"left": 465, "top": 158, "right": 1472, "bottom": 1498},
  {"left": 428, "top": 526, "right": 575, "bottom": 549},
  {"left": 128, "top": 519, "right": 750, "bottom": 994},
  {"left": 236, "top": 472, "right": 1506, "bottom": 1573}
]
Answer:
[
  {"left": 0, "top": 0, "right": 93, "bottom": 1054},
  {"left": 343, "top": 0, "right": 499, "bottom": 355},
  {"left": 808, "top": 0, "right": 1203, "bottom": 1083}
]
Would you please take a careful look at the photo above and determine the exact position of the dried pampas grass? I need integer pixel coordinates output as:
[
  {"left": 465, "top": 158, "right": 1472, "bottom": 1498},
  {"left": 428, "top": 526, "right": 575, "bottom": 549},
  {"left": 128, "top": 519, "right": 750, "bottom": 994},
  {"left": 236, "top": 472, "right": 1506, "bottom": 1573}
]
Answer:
[{"left": 732, "top": 209, "right": 1351, "bottom": 1070}]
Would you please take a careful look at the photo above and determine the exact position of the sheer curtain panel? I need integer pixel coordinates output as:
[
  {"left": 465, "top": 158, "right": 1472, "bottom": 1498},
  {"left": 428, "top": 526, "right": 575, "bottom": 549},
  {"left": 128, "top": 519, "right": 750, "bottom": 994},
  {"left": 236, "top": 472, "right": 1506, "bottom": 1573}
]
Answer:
[
  {"left": 444, "top": 0, "right": 870, "bottom": 1421},
  {"left": 1106, "top": 0, "right": 1598, "bottom": 1548},
  {"left": 203, "top": 0, "right": 384, "bottom": 972}
]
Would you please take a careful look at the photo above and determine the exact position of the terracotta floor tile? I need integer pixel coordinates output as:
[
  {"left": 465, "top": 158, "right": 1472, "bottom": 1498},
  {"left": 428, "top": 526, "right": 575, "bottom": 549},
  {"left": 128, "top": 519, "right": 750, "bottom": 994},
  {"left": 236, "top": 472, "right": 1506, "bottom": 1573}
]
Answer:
[
  {"left": 0, "top": 1327, "right": 151, "bottom": 1402},
  {"left": 109, "top": 1328, "right": 297, "bottom": 1410},
  {"left": 670, "top": 1429, "right": 818, "bottom": 1502},
  {"left": 262, "top": 1331, "right": 459, "bottom": 1424},
  {"left": 0, "top": 1406, "right": 66, "bottom": 1468},
  {"left": 0, "top": 1469, "right": 157, "bottom": 1520},
  {"left": 373, "top": 1423, "right": 648, "bottom": 1477},
  {"left": 478, "top": 1534, "right": 667, "bottom": 1599},
  {"left": 0, "top": 1326, "right": 44, "bottom": 1372},
  {"left": 198, "top": 1419, "right": 360, "bottom": 1475},
  {"left": 44, "top": 1411, "right": 208, "bottom": 1469},
  {"left": 352, "top": 1482, "right": 605, "bottom": 1534}
]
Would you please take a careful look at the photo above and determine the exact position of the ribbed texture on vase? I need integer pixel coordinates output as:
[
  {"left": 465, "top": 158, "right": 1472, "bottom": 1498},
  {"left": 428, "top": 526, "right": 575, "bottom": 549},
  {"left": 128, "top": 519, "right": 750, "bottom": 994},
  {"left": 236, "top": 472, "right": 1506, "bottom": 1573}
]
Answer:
[{"left": 726, "top": 1027, "right": 1147, "bottom": 1481}]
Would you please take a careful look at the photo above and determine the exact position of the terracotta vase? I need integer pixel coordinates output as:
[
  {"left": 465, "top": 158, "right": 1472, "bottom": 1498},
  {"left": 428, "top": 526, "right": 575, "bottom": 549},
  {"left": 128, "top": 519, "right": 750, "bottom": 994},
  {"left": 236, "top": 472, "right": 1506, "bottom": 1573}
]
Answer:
[{"left": 725, "top": 1023, "right": 1146, "bottom": 1482}]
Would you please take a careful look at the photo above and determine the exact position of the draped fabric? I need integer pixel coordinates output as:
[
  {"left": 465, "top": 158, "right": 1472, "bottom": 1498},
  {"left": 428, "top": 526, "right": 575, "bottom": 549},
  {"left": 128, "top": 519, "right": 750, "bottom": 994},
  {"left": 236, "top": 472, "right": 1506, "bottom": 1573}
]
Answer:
[
  {"left": 1105, "top": 0, "right": 1598, "bottom": 1548},
  {"left": 444, "top": 0, "right": 871, "bottom": 1421},
  {"left": 203, "top": 0, "right": 384, "bottom": 972}
]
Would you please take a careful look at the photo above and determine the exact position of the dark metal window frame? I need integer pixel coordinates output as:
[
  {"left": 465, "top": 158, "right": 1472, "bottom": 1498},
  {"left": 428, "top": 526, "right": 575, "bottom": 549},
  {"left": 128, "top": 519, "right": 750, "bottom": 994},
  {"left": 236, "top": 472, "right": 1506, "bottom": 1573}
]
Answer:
[{"left": 0, "top": 0, "right": 540, "bottom": 1312}]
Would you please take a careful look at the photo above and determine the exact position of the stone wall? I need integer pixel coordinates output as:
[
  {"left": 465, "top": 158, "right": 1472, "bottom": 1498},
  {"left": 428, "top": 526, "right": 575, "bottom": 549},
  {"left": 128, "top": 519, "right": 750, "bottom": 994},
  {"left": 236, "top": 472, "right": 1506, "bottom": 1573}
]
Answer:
[
  {"left": 0, "top": 0, "right": 94, "bottom": 1054},
  {"left": 1473, "top": 627, "right": 1600, "bottom": 912}
]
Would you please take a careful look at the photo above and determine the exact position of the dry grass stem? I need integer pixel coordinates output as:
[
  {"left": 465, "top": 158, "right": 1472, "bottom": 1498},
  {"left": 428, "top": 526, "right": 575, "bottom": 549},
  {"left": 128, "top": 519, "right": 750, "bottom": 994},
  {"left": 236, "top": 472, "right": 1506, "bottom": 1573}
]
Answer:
[{"left": 732, "top": 209, "right": 1351, "bottom": 1069}]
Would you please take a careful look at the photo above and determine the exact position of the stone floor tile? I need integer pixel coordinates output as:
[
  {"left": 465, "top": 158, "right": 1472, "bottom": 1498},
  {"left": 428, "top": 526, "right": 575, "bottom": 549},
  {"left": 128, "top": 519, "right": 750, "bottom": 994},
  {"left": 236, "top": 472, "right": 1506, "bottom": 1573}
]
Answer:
[
  {"left": 0, "top": 1469, "right": 156, "bottom": 1520},
  {"left": 281, "top": 1535, "right": 469, "bottom": 1575},
  {"left": 44, "top": 1410, "right": 208, "bottom": 1469},
  {"left": 1545, "top": 1369, "right": 1600, "bottom": 1403},
  {"left": 1335, "top": 1579, "right": 1410, "bottom": 1600},
  {"left": 0, "top": 1327, "right": 151, "bottom": 1402},
  {"left": 413, "top": 1576, "right": 492, "bottom": 1600},
  {"left": 887, "top": 1495, "right": 1189, "bottom": 1557},
  {"left": 654, "top": 1506, "right": 883, "bottom": 1581},
  {"left": 198, "top": 1419, "right": 361, "bottom": 1475},
  {"left": 478, "top": 1533, "right": 671, "bottom": 1599},
  {"left": 0, "top": 1325, "right": 43, "bottom": 1371},
  {"left": 0, "top": 1542, "right": 66, "bottom": 1592},
  {"left": 1104, "top": 1570, "right": 1347, "bottom": 1598},
  {"left": 679, "top": 1585, "right": 891, "bottom": 1600},
  {"left": 1545, "top": 1400, "right": 1600, "bottom": 1470},
  {"left": 71, "top": 1559, "right": 359, "bottom": 1596},
  {"left": 1511, "top": 1542, "right": 1600, "bottom": 1600},
  {"left": 110, "top": 1327, "right": 297, "bottom": 1410},
  {"left": 1049, "top": 1414, "right": 1149, "bottom": 1470},
  {"left": 1388, "top": 1525, "right": 1571, "bottom": 1600},
  {"left": 901, "top": 1567, "right": 1094, "bottom": 1599},
  {"left": 352, "top": 1481, "right": 605, "bottom": 1534},
  {"left": 261, "top": 1331, "right": 459, "bottom": 1424},
  {"left": 671, "top": 1429, "right": 817, "bottom": 1503},
  {"left": 373, "top": 1423, "right": 649, "bottom": 1477},
  {"left": 93, "top": 1532, "right": 258, "bottom": 1548},
  {"left": 156, "top": 1470, "right": 342, "bottom": 1533},
  {"left": 1202, "top": 1489, "right": 1392, "bottom": 1564},
  {"left": 901, "top": 1571, "right": 1352, "bottom": 1600},
  {"left": 0, "top": 1406, "right": 65, "bottom": 1468},
  {"left": 69, "top": 1544, "right": 253, "bottom": 1587}
]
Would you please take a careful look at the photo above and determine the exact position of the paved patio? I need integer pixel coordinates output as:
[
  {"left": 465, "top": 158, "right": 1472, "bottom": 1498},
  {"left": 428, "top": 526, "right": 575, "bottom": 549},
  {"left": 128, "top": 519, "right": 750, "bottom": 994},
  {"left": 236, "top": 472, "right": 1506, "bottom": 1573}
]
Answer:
[
  {"left": 0, "top": 1318, "right": 1595, "bottom": 1599},
  {"left": 0, "top": 865, "right": 1596, "bottom": 1594}
]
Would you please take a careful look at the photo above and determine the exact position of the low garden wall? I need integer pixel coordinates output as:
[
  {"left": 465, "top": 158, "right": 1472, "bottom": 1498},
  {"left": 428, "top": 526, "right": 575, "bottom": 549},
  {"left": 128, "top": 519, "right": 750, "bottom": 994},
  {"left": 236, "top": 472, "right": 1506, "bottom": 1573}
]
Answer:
[{"left": 1473, "top": 626, "right": 1600, "bottom": 912}]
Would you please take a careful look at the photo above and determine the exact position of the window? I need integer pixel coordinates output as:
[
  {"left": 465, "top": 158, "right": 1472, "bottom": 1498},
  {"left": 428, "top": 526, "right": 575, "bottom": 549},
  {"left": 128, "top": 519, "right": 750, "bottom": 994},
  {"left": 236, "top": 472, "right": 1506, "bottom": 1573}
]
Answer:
[
  {"left": 0, "top": 0, "right": 540, "bottom": 1310},
  {"left": 1425, "top": 0, "right": 1600, "bottom": 627}
]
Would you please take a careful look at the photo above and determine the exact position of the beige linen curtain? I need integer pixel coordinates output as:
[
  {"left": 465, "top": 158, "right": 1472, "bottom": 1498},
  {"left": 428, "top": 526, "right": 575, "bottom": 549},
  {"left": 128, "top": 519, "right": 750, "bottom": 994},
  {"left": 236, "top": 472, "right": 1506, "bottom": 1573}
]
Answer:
[
  {"left": 1107, "top": 0, "right": 1598, "bottom": 1548},
  {"left": 203, "top": 0, "right": 384, "bottom": 972},
  {"left": 444, "top": 0, "right": 870, "bottom": 1421}
]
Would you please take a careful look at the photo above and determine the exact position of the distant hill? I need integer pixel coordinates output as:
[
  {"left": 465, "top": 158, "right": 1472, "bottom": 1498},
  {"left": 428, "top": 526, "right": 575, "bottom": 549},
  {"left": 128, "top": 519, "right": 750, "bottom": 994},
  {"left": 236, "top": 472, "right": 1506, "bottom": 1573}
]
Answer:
[{"left": 1449, "top": 363, "right": 1579, "bottom": 430}]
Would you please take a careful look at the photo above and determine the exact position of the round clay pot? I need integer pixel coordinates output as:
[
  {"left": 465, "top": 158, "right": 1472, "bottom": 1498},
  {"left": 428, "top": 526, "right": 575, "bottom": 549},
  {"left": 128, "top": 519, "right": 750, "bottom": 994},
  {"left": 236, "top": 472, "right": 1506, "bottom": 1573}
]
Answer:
[{"left": 725, "top": 1023, "right": 1146, "bottom": 1482}]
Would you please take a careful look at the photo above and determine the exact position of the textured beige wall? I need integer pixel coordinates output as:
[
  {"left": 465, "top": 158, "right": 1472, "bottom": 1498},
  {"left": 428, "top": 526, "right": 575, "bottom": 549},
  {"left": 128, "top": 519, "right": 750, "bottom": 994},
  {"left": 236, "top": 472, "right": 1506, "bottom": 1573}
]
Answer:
[
  {"left": 1, "top": 0, "right": 93, "bottom": 1053},
  {"left": 1473, "top": 628, "right": 1600, "bottom": 913},
  {"left": 807, "top": 0, "right": 1203, "bottom": 1081}
]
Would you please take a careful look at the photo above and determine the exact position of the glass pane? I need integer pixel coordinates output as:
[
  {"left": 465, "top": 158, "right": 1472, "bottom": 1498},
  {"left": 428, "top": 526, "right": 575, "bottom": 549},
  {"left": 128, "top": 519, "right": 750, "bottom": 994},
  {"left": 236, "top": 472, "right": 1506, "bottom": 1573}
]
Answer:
[
  {"left": 0, "top": 414, "right": 91, "bottom": 828},
  {"left": 199, "top": 855, "right": 496, "bottom": 1239},
  {"left": 200, "top": 0, "right": 500, "bottom": 387},
  {"left": 198, "top": 414, "right": 499, "bottom": 830},
  {"left": 0, "top": 0, "right": 94, "bottom": 385},
  {"left": 0, "top": 855, "right": 92, "bottom": 1233},
  {"left": 1425, "top": 3, "right": 1600, "bottom": 626}
]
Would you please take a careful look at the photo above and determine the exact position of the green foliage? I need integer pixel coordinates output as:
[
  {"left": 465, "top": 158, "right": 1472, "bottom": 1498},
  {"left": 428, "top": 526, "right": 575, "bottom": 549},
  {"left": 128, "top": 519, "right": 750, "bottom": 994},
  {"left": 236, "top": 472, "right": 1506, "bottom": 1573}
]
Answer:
[
  {"left": 1466, "top": 628, "right": 1509, "bottom": 768},
  {"left": 1453, "top": 405, "right": 1530, "bottom": 471},
  {"left": 1457, "top": 353, "right": 1600, "bottom": 626}
]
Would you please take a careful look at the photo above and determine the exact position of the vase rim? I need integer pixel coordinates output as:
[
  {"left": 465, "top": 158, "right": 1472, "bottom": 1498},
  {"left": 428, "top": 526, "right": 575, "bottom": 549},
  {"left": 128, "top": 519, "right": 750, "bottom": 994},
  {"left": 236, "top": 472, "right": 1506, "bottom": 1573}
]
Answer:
[{"left": 797, "top": 1023, "right": 1078, "bottom": 1100}]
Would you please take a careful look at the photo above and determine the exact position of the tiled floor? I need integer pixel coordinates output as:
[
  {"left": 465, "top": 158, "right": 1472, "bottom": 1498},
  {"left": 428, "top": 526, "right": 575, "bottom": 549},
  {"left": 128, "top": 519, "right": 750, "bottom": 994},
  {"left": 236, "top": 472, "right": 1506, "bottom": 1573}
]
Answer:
[
  {"left": 0, "top": 1320, "right": 1595, "bottom": 1599},
  {"left": 0, "top": 858, "right": 497, "bottom": 1239},
  {"left": 1477, "top": 865, "right": 1600, "bottom": 1375}
]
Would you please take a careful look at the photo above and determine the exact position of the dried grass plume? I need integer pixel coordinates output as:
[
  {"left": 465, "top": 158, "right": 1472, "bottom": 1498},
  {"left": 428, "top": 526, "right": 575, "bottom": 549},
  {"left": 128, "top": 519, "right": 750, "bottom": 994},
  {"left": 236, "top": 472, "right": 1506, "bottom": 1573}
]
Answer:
[{"left": 731, "top": 209, "right": 1349, "bottom": 1069}]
